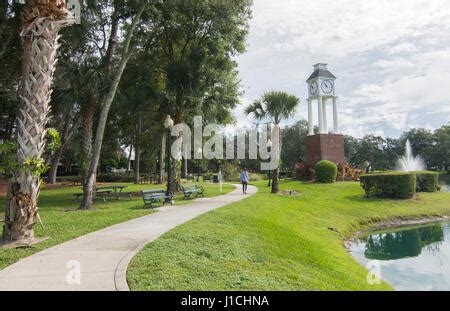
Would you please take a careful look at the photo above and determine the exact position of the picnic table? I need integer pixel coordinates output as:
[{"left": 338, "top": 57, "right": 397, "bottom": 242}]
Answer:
[{"left": 73, "top": 185, "right": 132, "bottom": 202}]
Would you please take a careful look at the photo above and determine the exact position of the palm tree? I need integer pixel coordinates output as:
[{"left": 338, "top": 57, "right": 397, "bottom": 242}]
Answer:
[
  {"left": 2, "top": 0, "right": 74, "bottom": 245},
  {"left": 245, "top": 91, "right": 300, "bottom": 194}
]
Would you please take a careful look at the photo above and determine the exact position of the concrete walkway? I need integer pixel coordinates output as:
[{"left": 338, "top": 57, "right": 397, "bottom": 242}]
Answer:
[{"left": 0, "top": 184, "right": 257, "bottom": 291}]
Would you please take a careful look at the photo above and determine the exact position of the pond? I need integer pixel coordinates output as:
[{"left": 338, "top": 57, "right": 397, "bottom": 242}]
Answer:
[{"left": 350, "top": 222, "right": 450, "bottom": 290}]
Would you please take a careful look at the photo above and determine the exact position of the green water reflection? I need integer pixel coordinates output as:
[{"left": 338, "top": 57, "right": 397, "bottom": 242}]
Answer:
[
  {"left": 351, "top": 222, "right": 450, "bottom": 291},
  {"left": 363, "top": 224, "right": 444, "bottom": 260}
]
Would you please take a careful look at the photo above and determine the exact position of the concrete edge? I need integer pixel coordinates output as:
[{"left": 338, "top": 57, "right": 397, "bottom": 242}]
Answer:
[{"left": 114, "top": 184, "right": 257, "bottom": 291}]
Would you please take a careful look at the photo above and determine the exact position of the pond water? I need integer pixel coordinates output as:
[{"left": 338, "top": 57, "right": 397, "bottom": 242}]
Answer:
[
  {"left": 350, "top": 222, "right": 450, "bottom": 290},
  {"left": 350, "top": 176, "right": 450, "bottom": 290}
]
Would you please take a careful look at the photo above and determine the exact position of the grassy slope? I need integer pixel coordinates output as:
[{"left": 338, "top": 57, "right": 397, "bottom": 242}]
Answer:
[
  {"left": 0, "top": 182, "right": 234, "bottom": 270},
  {"left": 127, "top": 180, "right": 450, "bottom": 291}
]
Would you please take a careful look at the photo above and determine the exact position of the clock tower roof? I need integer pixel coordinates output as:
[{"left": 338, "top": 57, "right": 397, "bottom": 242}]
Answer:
[{"left": 307, "top": 63, "right": 336, "bottom": 83}]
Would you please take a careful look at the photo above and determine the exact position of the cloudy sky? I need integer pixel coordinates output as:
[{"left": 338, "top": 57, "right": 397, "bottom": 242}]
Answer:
[{"left": 234, "top": 0, "right": 450, "bottom": 138}]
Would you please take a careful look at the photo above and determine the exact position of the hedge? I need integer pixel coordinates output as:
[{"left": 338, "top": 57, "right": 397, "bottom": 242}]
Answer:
[
  {"left": 360, "top": 172, "right": 416, "bottom": 199},
  {"left": 315, "top": 160, "right": 338, "bottom": 183},
  {"left": 415, "top": 171, "right": 439, "bottom": 193},
  {"left": 96, "top": 173, "right": 134, "bottom": 183}
]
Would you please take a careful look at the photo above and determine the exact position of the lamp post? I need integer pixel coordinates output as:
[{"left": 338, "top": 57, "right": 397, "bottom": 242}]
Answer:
[
  {"left": 164, "top": 115, "right": 174, "bottom": 201},
  {"left": 267, "top": 139, "right": 272, "bottom": 187}
]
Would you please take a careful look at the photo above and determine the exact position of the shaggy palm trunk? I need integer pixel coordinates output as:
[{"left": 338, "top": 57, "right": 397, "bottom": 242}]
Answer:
[
  {"left": 2, "top": 0, "right": 73, "bottom": 244},
  {"left": 134, "top": 112, "right": 142, "bottom": 184},
  {"left": 79, "top": 102, "right": 96, "bottom": 210},
  {"left": 81, "top": 99, "right": 95, "bottom": 181}
]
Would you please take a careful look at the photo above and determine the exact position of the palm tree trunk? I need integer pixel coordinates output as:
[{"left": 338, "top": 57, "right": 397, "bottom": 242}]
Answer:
[
  {"left": 271, "top": 168, "right": 280, "bottom": 194},
  {"left": 3, "top": 0, "right": 73, "bottom": 244},
  {"left": 80, "top": 97, "right": 95, "bottom": 183},
  {"left": 134, "top": 112, "right": 142, "bottom": 184}
]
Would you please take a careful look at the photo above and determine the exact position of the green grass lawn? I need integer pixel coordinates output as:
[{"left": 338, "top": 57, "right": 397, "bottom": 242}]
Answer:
[
  {"left": 127, "top": 180, "right": 450, "bottom": 291},
  {"left": 0, "top": 182, "right": 235, "bottom": 270}
]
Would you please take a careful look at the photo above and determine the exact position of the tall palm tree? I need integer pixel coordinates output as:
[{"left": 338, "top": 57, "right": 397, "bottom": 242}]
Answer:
[
  {"left": 246, "top": 91, "right": 300, "bottom": 194},
  {"left": 2, "top": 0, "right": 74, "bottom": 245}
]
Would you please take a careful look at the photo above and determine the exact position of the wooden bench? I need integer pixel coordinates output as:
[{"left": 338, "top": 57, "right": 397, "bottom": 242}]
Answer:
[
  {"left": 181, "top": 184, "right": 204, "bottom": 200},
  {"left": 141, "top": 189, "right": 174, "bottom": 208}
]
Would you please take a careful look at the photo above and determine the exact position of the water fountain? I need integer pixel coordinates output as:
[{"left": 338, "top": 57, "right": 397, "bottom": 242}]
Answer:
[{"left": 396, "top": 140, "right": 426, "bottom": 172}]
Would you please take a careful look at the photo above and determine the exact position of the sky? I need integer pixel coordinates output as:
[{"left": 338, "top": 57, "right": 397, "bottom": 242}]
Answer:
[{"left": 234, "top": 0, "right": 450, "bottom": 138}]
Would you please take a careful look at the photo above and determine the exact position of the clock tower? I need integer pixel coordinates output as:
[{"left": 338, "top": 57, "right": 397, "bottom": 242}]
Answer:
[{"left": 305, "top": 64, "right": 345, "bottom": 175}]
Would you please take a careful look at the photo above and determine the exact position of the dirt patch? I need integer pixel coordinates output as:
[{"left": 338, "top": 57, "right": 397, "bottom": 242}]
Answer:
[{"left": 278, "top": 190, "right": 300, "bottom": 196}]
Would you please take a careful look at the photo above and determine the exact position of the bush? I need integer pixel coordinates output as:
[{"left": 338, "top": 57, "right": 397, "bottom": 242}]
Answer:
[
  {"left": 219, "top": 162, "right": 240, "bottom": 181},
  {"left": 96, "top": 173, "right": 134, "bottom": 183},
  {"left": 315, "top": 160, "right": 338, "bottom": 183},
  {"left": 415, "top": 171, "right": 439, "bottom": 192},
  {"left": 360, "top": 172, "right": 416, "bottom": 199}
]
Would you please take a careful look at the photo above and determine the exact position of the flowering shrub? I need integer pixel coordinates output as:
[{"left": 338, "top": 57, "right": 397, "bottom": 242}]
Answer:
[
  {"left": 337, "top": 163, "right": 364, "bottom": 181},
  {"left": 293, "top": 162, "right": 307, "bottom": 180}
]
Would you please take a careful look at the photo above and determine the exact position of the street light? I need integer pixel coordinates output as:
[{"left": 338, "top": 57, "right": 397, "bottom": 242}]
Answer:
[
  {"left": 164, "top": 115, "right": 174, "bottom": 201},
  {"left": 267, "top": 139, "right": 272, "bottom": 187}
]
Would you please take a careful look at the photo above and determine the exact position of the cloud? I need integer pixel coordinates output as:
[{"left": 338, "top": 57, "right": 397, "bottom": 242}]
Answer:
[{"left": 234, "top": 0, "right": 450, "bottom": 137}]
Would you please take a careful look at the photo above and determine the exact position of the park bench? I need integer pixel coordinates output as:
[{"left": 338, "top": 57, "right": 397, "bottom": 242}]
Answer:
[
  {"left": 141, "top": 189, "right": 174, "bottom": 208},
  {"left": 181, "top": 184, "right": 204, "bottom": 200}
]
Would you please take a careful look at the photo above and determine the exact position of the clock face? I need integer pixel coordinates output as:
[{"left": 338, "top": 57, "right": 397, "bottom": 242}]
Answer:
[
  {"left": 309, "top": 81, "right": 318, "bottom": 95},
  {"left": 321, "top": 80, "right": 334, "bottom": 94}
]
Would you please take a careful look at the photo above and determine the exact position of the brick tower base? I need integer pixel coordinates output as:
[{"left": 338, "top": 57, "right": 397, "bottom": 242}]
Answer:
[{"left": 305, "top": 134, "right": 345, "bottom": 176}]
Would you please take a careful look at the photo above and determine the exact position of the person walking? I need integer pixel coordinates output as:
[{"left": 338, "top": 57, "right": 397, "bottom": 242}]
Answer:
[{"left": 240, "top": 168, "right": 249, "bottom": 194}]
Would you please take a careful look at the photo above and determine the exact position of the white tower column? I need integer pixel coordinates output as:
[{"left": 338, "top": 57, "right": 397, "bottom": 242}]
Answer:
[
  {"left": 318, "top": 96, "right": 324, "bottom": 134},
  {"left": 333, "top": 97, "right": 339, "bottom": 133},
  {"left": 307, "top": 98, "right": 314, "bottom": 135},
  {"left": 322, "top": 98, "right": 328, "bottom": 134}
]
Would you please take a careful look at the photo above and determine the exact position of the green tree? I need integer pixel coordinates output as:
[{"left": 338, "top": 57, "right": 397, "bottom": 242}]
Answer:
[
  {"left": 400, "top": 128, "right": 436, "bottom": 169},
  {"left": 431, "top": 125, "right": 450, "bottom": 171},
  {"left": 281, "top": 120, "right": 309, "bottom": 170},
  {"left": 147, "top": 0, "right": 252, "bottom": 192}
]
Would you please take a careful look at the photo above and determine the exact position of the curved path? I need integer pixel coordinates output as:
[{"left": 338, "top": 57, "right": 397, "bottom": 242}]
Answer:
[{"left": 0, "top": 184, "right": 257, "bottom": 291}]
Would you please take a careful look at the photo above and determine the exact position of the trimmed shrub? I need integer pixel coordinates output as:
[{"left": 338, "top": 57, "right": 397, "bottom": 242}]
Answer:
[
  {"left": 96, "top": 173, "right": 134, "bottom": 183},
  {"left": 415, "top": 171, "right": 439, "bottom": 192},
  {"left": 315, "top": 160, "right": 338, "bottom": 183},
  {"left": 360, "top": 172, "right": 416, "bottom": 199}
]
